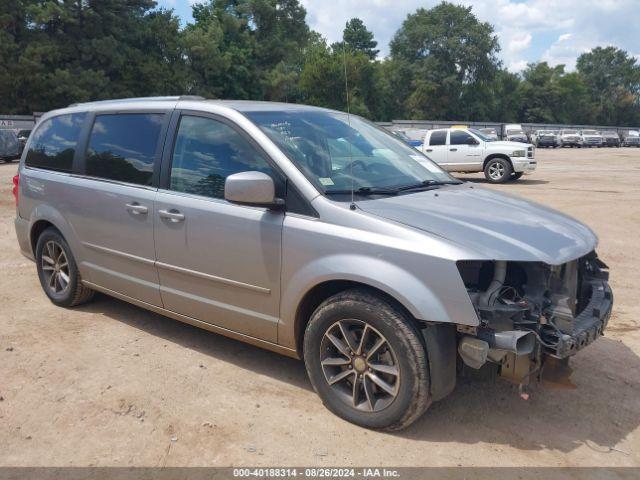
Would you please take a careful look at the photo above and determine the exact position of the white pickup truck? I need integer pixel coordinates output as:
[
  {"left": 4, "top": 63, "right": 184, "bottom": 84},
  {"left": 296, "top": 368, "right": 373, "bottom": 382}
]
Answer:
[{"left": 419, "top": 127, "right": 537, "bottom": 183}]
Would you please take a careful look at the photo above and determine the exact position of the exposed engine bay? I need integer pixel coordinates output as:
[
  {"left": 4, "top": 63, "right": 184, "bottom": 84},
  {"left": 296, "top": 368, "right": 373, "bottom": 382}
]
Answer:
[{"left": 456, "top": 251, "right": 613, "bottom": 387}]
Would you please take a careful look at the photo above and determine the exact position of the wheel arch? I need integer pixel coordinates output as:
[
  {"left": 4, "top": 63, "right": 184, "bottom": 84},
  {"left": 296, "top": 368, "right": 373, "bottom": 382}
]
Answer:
[
  {"left": 27, "top": 204, "right": 82, "bottom": 265},
  {"left": 293, "top": 280, "right": 417, "bottom": 357},
  {"left": 483, "top": 153, "right": 513, "bottom": 170},
  {"left": 30, "top": 219, "right": 58, "bottom": 255}
]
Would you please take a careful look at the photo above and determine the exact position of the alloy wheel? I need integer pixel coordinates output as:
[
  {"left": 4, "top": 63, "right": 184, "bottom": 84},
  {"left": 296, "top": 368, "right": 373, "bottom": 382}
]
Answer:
[
  {"left": 41, "top": 240, "right": 70, "bottom": 295},
  {"left": 320, "top": 319, "right": 400, "bottom": 412},
  {"left": 488, "top": 162, "right": 505, "bottom": 180}
]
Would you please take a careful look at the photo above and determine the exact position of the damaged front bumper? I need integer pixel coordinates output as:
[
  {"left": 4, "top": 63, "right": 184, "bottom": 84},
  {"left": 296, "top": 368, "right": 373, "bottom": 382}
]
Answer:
[
  {"left": 455, "top": 252, "right": 613, "bottom": 384},
  {"left": 553, "top": 275, "right": 612, "bottom": 358}
]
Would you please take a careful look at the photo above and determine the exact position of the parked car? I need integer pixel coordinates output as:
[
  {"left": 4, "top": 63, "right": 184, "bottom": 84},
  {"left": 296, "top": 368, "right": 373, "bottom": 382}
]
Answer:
[
  {"left": 16, "top": 129, "right": 32, "bottom": 148},
  {"left": 420, "top": 127, "right": 536, "bottom": 183},
  {"left": 559, "top": 129, "right": 582, "bottom": 147},
  {"left": 503, "top": 124, "right": 528, "bottom": 143},
  {"left": 622, "top": 132, "right": 640, "bottom": 147},
  {"left": 601, "top": 131, "right": 621, "bottom": 147},
  {"left": 13, "top": 97, "right": 612, "bottom": 431},
  {"left": 0, "top": 129, "right": 21, "bottom": 162},
  {"left": 392, "top": 130, "right": 423, "bottom": 149},
  {"left": 580, "top": 129, "right": 604, "bottom": 147},
  {"left": 478, "top": 128, "right": 499, "bottom": 140},
  {"left": 533, "top": 130, "right": 560, "bottom": 148}
]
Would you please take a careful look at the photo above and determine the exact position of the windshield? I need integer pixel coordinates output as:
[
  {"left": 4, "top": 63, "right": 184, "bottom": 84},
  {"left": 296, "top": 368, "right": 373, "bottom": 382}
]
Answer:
[
  {"left": 245, "top": 110, "right": 458, "bottom": 195},
  {"left": 468, "top": 128, "right": 495, "bottom": 142},
  {"left": 507, "top": 129, "right": 525, "bottom": 135},
  {"left": 582, "top": 130, "right": 598, "bottom": 135},
  {"left": 562, "top": 130, "right": 577, "bottom": 134}
]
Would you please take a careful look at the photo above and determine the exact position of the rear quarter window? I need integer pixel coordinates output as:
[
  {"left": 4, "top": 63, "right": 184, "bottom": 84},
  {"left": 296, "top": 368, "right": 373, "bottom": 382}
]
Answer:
[{"left": 25, "top": 113, "right": 86, "bottom": 172}]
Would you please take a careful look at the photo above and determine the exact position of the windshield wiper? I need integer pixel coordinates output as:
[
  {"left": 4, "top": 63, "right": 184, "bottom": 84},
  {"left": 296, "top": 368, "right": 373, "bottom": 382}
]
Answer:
[
  {"left": 325, "top": 186, "right": 399, "bottom": 196},
  {"left": 395, "top": 179, "right": 462, "bottom": 192},
  {"left": 325, "top": 180, "right": 461, "bottom": 196}
]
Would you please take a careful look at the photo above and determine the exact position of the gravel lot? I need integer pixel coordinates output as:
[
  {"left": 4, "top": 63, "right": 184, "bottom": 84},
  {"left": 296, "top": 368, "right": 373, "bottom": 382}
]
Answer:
[{"left": 1, "top": 147, "right": 639, "bottom": 467}]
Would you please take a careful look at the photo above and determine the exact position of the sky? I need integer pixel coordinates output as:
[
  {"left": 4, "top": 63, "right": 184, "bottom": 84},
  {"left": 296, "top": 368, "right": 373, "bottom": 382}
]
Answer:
[{"left": 158, "top": 0, "right": 640, "bottom": 72}]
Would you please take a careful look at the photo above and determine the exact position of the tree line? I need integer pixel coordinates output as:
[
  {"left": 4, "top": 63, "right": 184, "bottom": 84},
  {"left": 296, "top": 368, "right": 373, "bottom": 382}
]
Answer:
[{"left": 1, "top": 0, "right": 639, "bottom": 126}]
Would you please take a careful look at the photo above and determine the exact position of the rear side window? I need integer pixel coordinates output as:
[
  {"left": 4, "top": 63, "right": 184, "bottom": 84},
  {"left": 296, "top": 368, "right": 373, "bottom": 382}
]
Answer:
[
  {"left": 450, "top": 130, "right": 474, "bottom": 145},
  {"left": 429, "top": 130, "right": 446, "bottom": 146},
  {"left": 169, "top": 115, "right": 274, "bottom": 199},
  {"left": 25, "top": 113, "right": 86, "bottom": 172},
  {"left": 85, "top": 113, "right": 164, "bottom": 186}
]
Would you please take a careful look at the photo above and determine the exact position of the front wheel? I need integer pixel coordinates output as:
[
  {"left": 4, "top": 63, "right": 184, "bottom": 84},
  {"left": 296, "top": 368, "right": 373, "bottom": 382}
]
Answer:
[
  {"left": 484, "top": 158, "right": 513, "bottom": 183},
  {"left": 511, "top": 172, "right": 524, "bottom": 181},
  {"left": 303, "top": 289, "right": 431, "bottom": 431}
]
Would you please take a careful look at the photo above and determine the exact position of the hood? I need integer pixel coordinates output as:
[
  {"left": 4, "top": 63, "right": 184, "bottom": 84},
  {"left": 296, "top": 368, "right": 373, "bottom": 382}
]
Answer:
[
  {"left": 487, "top": 141, "right": 532, "bottom": 150},
  {"left": 357, "top": 185, "right": 597, "bottom": 265}
]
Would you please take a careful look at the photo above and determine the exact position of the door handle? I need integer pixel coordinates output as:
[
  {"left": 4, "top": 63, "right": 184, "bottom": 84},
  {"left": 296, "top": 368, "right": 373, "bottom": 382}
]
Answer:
[
  {"left": 158, "top": 209, "right": 185, "bottom": 222},
  {"left": 426, "top": 149, "right": 433, "bottom": 152},
  {"left": 125, "top": 203, "right": 148, "bottom": 215},
  {"left": 449, "top": 148, "right": 458, "bottom": 152}
]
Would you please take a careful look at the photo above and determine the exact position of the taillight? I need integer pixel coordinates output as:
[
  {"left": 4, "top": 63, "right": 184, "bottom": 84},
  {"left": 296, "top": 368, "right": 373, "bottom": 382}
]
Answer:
[{"left": 12, "top": 174, "right": 19, "bottom": 207}]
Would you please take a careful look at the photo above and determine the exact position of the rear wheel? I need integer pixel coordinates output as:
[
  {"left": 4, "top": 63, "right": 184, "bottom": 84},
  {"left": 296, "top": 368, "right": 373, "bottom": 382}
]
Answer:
[
  {"left": 36, "top": 228, "right": 94, "bottom": 307},
  {"left": 303, "top": 289, "right": 431, "bottom": 431},
  {"left": 484, "top": 157, "right": 512, "bottom": 184}
]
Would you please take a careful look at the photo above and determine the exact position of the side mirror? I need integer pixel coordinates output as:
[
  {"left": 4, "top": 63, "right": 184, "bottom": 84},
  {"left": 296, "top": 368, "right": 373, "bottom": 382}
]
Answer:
[
  {"left": 224, "top": 171, "right": 284, "bottom": 209},
  {"left": 467, "top": 137, "right": 479, "bottom": 145}
]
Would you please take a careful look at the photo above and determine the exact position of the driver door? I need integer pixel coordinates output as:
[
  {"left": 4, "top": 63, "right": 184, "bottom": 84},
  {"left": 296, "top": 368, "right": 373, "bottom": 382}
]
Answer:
[{"left": 446, "top": 130, "right": 483, "bottom": 171}]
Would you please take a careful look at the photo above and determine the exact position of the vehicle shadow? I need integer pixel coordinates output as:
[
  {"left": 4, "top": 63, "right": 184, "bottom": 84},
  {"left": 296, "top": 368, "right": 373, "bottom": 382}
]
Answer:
[
  {"left": 399, "top": 335, "right": 640, "bottom": 453},
  {"left": 78, "top": 295, "right": 638, "bottom": 453},
  {"left": 75, "top": 293, "right": 312, "bottom": 392}
]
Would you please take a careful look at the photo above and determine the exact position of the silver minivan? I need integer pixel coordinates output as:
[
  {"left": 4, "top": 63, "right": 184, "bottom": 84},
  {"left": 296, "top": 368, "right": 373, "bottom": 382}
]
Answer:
[{"left": 14, "top": 97, "right": 613, "bottom": 430}]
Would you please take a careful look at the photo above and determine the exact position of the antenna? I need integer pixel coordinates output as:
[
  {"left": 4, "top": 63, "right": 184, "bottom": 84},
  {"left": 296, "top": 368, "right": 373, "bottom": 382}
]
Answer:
[{"left": 342, "top": 45, "right": 356, "bottom": 211}]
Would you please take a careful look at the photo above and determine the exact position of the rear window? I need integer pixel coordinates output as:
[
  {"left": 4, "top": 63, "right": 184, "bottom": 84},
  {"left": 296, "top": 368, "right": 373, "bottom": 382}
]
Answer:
[
  {"left": 429, "top": 130, "right": 446, "bottom": 146},
  {"left": 25, "top": 113, "right": 86, "bottom": 172},
  {"left": 85, "top": 113, "right": 164, "bottom": 186}
]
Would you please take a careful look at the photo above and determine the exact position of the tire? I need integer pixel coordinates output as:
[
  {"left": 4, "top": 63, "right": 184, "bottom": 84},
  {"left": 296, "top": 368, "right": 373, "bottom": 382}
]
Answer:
[
  {"left": 303, "top": 289, "right": 431, "bottom": 431},
  {"left": 511, "top": 172, "right": 524, "bottom": 181},
  {"left": 483, "top": 157, "right": 512, "bottom": 184},
  {"left": 35, "top": 227, "right": 94, "bottom": 307}
]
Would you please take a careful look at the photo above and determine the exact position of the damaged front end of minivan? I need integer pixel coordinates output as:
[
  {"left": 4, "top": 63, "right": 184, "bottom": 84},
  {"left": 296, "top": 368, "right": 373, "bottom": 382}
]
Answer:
[{"left": 455, "top": 252, "right": 613, "bottom": 390}]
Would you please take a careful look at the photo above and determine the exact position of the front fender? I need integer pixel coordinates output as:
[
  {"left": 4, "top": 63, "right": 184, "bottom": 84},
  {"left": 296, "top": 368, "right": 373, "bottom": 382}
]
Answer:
[{"left": 278, "top": 252, "right": 479, "bottom": 350}]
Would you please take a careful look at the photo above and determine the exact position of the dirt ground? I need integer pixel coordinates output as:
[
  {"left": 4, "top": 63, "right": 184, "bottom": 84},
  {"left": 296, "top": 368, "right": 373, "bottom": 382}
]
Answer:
[{"left": 0, "top": 147, "right": 639, "bottom": 467}]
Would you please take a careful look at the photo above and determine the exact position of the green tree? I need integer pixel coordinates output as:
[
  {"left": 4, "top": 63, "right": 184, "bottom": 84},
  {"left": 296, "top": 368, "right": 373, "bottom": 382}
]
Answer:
[
  {"left": 184, "top": 0, "right": 310, "bottom": 101},
  {"left": 389, "top": 1, "right": 501, "bottom": 120},
  {"left": 576, "top": 46, "right": 640, "bottom": 126},
  {"left": 1, "top": 0, "right": 187, "bottom": 113},
  {"left": 516, "top": 62, "right": 566, "bottom": 123},
  {"left": 298, "top": 37, "right": 376, "bottom": 117},
  {"left": 335, "top": 18, "right": 379, "bottom": 60}
]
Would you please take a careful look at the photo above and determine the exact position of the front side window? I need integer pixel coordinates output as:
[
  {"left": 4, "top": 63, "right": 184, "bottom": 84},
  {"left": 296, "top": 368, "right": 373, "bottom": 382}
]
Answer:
[
  {"left": 429, "top": 130, "right": 447, "bottom": 146},
  {"left": 245, "top": 110, "right": 457, "bottom": 196},
  {"left": 450, "top": 130, "right": 475, "bottom": 145},
  {"left": 85, "top": 113, "right": 164, "bottom": 185},
  {"left": 169, "top": 115, "right": 275, "bottom": 200},
  {"left": 25, "top": 113, "right": 86, "bottom": 172}
]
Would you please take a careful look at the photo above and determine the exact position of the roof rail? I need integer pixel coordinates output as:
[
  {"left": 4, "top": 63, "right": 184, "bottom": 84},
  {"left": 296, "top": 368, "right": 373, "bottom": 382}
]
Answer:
[{"left": 68, "top": 95, "right": 205, "bottom": 108}]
